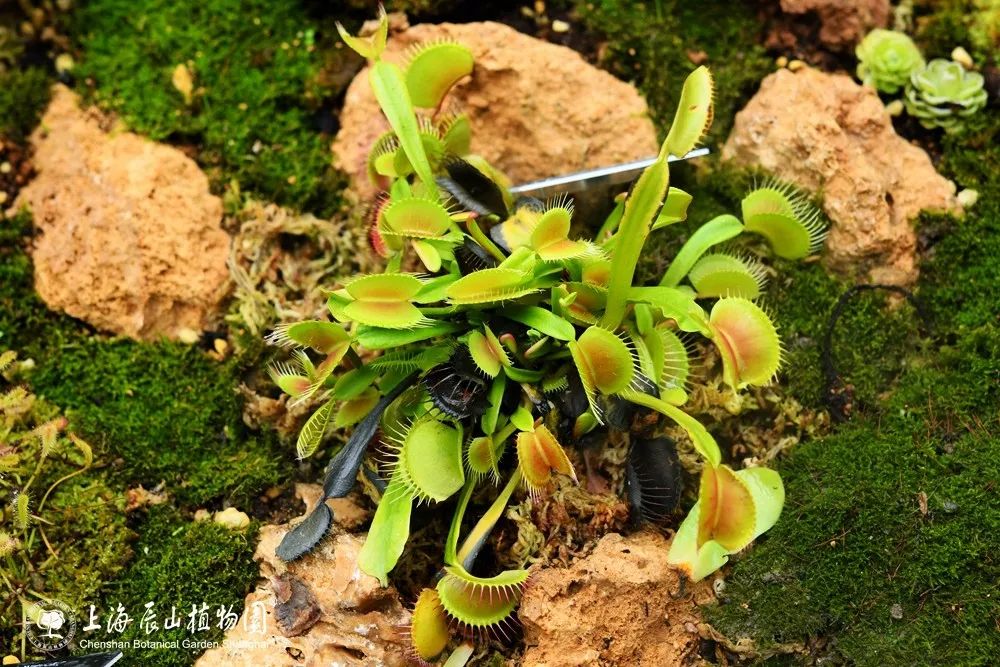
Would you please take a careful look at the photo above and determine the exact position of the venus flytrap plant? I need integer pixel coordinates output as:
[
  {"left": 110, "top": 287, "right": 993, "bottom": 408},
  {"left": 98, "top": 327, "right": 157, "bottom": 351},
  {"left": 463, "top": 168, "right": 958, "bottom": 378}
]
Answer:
[{"left": 268, "top": 10, "right": 829, "bottom": 658}]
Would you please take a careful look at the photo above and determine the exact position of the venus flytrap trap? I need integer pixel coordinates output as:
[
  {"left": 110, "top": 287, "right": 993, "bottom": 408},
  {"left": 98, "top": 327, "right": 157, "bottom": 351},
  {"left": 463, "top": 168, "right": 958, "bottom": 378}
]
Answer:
[{"left": 267, "top": 9, "right": 828, "bottom": 661}]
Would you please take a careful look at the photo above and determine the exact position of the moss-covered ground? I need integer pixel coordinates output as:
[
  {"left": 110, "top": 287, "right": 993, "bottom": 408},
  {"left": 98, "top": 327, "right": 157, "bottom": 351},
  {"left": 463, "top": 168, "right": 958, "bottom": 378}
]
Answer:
[
  {"left": 71, "top": 0, "right": 349, "bottom": 215},
  {"left": 1, "top": 0, "right": 997, "bottom": 665}
]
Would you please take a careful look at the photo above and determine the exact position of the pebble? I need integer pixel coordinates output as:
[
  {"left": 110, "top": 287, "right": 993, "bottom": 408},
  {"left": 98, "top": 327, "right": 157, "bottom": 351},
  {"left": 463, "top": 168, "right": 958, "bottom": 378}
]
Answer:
[
  {"left": 214, "top": 507, "right": 250, "bottom": 530},
  {"left": 957, "top": 188, "right": 978, "bottom": 208},
  {"left": 951, "top": 46, "right": 973, "bottom": 69},
  {"left": 885, "top": 99, "right": 904, "bottom": 116},
  {"left": 787, "top": 59, "right": 806, "bottom": 72},
  {"left": 552, "top": 19, "right": 570, "bottom": 33},
  {"left": 890, "top": 603, "right": 904, "bottom": 620}
]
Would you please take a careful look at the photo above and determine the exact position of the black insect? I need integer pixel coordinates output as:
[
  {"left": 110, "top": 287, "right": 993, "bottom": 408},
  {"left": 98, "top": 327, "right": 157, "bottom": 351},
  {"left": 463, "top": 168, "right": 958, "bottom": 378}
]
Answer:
[
  {"left": 626, "top": 436, "right": 683, "bottom": 526},
  {"left": 423, "top": 349, "right": 489, "bottom": 420}
]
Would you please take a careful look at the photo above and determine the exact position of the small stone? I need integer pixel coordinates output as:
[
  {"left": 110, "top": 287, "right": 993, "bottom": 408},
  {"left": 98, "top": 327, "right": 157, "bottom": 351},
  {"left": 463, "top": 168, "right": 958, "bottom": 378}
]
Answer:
[
  {"left": 213, "top": 337, "right": 229, "bottom": 357},
  {"left": 194, "top": 509, "right": 212, "bottom": 522},
  {"left": 686, "top": 49, "right": 708, "bottom": 65},
  {"left": 55, "top": 53, "right": 75, "bottom": 74},
  {"left": 177, "top": 327, "right": 200, "bottom": 344},
  {"left": 957, "top": 188, "right": 979, "bottom": 208},
  {"left": 885, "top": 99, "right": 904, "bottom": 116},
  {"left": 214, "top": 507, "right": 251, "bottom": 531},
  {"left": 890, "top": 603, "right": 903, "bottom": 620},
  {"left": 917, "top": 491, "right": 929, "bottom": 516},
  {"left": 0, "top": 162, "right": 10, "bottom": 174},
  {"left": 172, "top": 63, "right": 195, "bottom": 105},
  {"left": 776, "top": 55, "right": 789, "bottom": 68},
  {"left": 787, "top": 58, "right": 806, "bottom": 71},
  {"left": 951, "top": 46, "right": 973, "bottom": 69},
  {"left": 552, "top": 19, "right": 570, "bottom": 33}
]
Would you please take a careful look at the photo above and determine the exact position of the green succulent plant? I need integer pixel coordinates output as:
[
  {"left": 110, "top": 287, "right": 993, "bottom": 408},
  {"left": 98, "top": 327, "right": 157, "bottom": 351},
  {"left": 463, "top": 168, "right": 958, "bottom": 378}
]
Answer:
[
  {"left": 267, "top": 9, "right": 827, "bottom": 662},
  {"left": 904, "top": 58, "right": 989, "bottom": 133},
  {"left": 856, "top": 29, "right": 925, "bottom": 94}
]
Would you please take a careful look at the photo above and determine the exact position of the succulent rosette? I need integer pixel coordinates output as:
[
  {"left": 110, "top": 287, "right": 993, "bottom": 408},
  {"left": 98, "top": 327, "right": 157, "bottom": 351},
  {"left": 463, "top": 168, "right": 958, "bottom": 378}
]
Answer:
[
  {"left": 856, "top": 29, "right": 925, "bottom": 94},
  {"left": 904, "top": 58, "right": 989, "bottom": 133}
]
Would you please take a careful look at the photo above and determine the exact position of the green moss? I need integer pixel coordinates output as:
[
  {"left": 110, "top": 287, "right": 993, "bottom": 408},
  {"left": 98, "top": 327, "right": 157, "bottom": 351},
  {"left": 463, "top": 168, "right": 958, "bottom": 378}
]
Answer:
[
  {"left": 92, "top": 506, "right": 259, "bottom": 667},
  {"left": 708, "top": 415, "right": 999, "bottom": 665},
  {"left": 0, "top": 212, "right": 281, "bottom": 506},
  {"left": 0, "top": 66, "right": 52, "bottom": 140},
  {"left": 72, "top": 0, "right": 342, "bottom": 214},
  {"left": 575, "top": 0, "right": 771, "bottom": 141},
  {"left": 705, "top": 58, "right": 1000, "bottom": 667}
]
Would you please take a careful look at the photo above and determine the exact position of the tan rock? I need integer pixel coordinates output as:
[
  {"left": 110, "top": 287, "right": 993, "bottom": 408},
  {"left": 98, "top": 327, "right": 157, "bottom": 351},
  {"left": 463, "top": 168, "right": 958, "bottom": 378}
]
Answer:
[
  {"left": 17, "top": 85, "right": 229, "bottom": 340},
  {"left": 295, "top": 483, "right": 372, "bottom": 531},
  {"left": 519, "top": 531, "right": 714, "bottom": 667},
  {"left": 723, "top": 67, "right": 959, "bottom": 285},
  {"left": 196, "top": 511, "right": 409, "bottom": 667},
  {"left": 333, "top": 21, "right": 658, "bottom": 199},
  {"left": 779, "top": 0, "right": 890, "bottom": 48}
]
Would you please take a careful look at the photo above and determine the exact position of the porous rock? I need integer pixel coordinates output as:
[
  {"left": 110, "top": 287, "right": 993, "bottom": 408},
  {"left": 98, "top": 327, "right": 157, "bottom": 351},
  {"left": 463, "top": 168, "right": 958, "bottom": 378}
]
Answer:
[
  {"left": 519, "top": 531, "right": 714, "bottom": 667},
  {"left": 723, "top": 67, "right": 959, "bottom": 285},
  {"left": 196, "top": 488, "right": 408, "bottom": 667},
  {"left": 332, "top": 21, "right": 658, "bottom": 199},
  {"left": 779, "top": 0, "right": 890, "bottom": 48},
  {"left": 16, "top": 85, "right": 229, "bottom": 340}
]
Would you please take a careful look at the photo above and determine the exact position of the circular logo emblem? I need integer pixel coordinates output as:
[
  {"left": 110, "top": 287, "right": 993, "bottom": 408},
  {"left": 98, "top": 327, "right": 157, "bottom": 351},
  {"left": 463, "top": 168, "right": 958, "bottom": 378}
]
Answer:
[{"left": 26, "top": 598, "right": 76, "bottom": 651}]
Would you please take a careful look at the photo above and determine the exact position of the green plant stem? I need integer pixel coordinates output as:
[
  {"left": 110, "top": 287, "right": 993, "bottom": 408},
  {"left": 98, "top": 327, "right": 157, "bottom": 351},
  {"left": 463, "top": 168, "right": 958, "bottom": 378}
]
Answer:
[{"left": 456, "top": 468, "right": 522, "bottom": 569}]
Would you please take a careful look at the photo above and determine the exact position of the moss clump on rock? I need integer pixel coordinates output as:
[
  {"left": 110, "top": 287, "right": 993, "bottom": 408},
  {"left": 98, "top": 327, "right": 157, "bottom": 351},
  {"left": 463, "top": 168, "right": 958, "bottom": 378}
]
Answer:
[
  {"left": 71, "top": 0, "right": 342, "bottom": 214},
  {"left": 0, "top": 211, "right": 281, "bottom": 506},
  {"left": 96, "top": 507, "right": 259, "bottom": 667},
  {"left": 575, "top": 0, "right": 771, "bottom": 141}
]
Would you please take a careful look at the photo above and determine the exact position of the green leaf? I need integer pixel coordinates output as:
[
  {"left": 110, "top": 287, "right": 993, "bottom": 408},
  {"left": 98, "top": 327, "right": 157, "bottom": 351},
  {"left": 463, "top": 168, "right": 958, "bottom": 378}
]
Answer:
[
  {"left": 663, "top": 66, "right": 714, "bottom": 157},
  {"left": 652, "top": 187, "right": 693, "bottom": 230},
  {"left": 741, "top": 181, "right": 827, "bottom": 259},
  {"left": 627, "top": 286, "right": 711, "bottom": 335},
  {"left": 334, "top": 388, "right": 380, "bottom": 428},
  {"left": 688, "top": 252, "right": 767, "bottom": 299},
  {"left": 709, "top": 297, "right": 782, "bottom": 388},
  {"left": 332, "top": 367, "right": 377, "bottom": 400},
  {"left": 660, "top": 214, "right": 744, "bottom": 287},
  {"left": 446, "top": 268, "right": 537, "bottom": 304},
  {"left": 467, "top": 327, "right": 510, "bottom": 378},
  {"left": 622, "top": 391, "right": 721, "bottom": 466},
  {"left": 480, "top": 374, "right": 506, "bottom": 435},
  {"left": 369, "top": 60, "right": 438, "bottom": 198},
  {"left": 437, "top": 566, "right": 528, "bottom": 628},
  {"left": 296, "top": 399, "right": 336, "bottom": 459},
  {"left": 405, "top": 41, "right": 474, "bottom": 109},
  {"left": 502, "top": 305, "right": 576, "bottom": 341},
  {"left": 335, "top": 7, "right": 387, "bottom": 60},
  {"left": 395, "top": 418, "right": 465, "bottom": 502},
  {"left": 601, "top": 151, "right": 670, "bottom": 329},
  {"left": 356, "top": 322, "right": 462, "bottom": 350},
  {"left": 383, "top": 196, "right": 452, "bottom": 238},
  {"left": 358, "top": 474, "right": 415, "bottom": 586}
]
